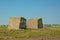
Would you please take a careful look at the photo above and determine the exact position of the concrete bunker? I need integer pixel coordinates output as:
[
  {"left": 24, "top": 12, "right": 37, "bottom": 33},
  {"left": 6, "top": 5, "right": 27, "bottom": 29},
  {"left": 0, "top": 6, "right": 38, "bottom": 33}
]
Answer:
[
  {"left": 27, "top": 18, "right": 43, "bottom": 29},
  {"left": 8, "top": 17, "right": 26, "bottom": 30}
]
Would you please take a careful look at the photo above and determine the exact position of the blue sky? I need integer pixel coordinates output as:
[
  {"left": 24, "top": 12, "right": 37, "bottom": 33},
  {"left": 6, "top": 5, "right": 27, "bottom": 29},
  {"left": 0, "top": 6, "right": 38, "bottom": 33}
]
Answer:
[{"left": 0, "top": 0, "right": 60, "bottom": 25}]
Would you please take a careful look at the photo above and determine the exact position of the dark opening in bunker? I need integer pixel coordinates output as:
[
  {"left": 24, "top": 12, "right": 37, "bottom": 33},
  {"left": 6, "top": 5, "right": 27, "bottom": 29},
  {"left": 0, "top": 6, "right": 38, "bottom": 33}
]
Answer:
[
  {"left": 38, "top": 19, "right": 43, "bottom": 28},
  {"left": 19, "top": 17, "right": 26, "bottom": 29}
]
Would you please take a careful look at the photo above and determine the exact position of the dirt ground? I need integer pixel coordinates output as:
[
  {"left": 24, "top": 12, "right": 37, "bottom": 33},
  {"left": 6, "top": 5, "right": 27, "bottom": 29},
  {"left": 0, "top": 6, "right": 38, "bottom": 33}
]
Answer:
[{"left": 1, "top": 34, "right": 60, "bottom": 40}]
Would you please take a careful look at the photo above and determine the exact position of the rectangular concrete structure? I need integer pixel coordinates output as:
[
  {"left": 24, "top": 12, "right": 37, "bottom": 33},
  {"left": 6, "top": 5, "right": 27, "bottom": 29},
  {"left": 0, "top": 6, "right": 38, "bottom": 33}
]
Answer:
[
  {"left": 8, "top": 17, "right": 26, "bottom": 30},
  {"left": 27, "top": 18, "right": 43, "bottom": 29}
]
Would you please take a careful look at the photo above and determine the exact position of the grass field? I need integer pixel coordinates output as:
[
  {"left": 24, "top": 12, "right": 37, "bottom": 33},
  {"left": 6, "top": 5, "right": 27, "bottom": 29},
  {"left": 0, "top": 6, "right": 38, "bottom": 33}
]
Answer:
[{"left": 0, "top": 26, "right": 60, "bottom": 40}]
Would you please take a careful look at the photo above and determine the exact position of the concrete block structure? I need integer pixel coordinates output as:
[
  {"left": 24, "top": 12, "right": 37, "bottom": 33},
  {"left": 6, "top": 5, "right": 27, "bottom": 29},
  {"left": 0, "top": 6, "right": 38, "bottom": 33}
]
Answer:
[
  {"left": 27, "top": 18, "right": 43, "bottom": 29},
  {"left": 8, "top": 17, "right": 26, "bottom": 30}
]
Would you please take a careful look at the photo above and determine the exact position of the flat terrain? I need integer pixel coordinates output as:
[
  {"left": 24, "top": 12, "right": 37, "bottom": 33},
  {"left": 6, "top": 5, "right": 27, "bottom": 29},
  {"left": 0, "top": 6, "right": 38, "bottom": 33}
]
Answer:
[{"left": 0, "top": 26, "right": 60, "bottom": 40}]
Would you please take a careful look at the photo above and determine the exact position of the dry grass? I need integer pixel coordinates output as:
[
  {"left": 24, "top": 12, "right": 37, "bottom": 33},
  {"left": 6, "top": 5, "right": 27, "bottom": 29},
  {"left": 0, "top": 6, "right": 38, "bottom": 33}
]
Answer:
[{"left": 0, "top": 26, "right": 60, "bottom": 40}]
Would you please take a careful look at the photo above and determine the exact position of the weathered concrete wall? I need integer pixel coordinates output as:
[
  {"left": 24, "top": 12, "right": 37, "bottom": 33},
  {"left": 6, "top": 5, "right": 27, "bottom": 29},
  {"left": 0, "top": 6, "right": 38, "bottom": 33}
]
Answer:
[
  {"left": 8, "top": 17, "right": 26, "bottom": 30},
  {"left": 27, "top": 18, "right": 43, "bottom": 29}
]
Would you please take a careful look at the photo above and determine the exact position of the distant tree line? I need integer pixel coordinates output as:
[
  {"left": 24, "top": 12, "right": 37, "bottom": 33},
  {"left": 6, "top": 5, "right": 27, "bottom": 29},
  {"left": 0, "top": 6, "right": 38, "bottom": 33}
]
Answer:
[
  {"left": 0, "top": 25, "right": 8, "bottom": 27},
  {"left": 43, "top": 24, "right": 60, "bottom": 27}
]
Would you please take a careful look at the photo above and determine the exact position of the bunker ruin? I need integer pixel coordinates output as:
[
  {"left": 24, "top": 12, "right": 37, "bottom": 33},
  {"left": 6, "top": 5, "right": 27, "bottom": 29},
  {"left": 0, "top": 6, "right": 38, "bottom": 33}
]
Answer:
[
  {"left": 8, "top": 17, "right": 26, "bottom": 30},
  {"left": 27, "top": 18, "right": 43, "bottom": 29}
]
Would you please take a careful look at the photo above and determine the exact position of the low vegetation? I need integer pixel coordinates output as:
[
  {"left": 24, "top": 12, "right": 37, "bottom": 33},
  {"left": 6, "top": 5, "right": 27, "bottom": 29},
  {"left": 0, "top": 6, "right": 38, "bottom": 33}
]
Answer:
[{"left": 0, "top": 25, "right": 60, "bottom": 40}]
